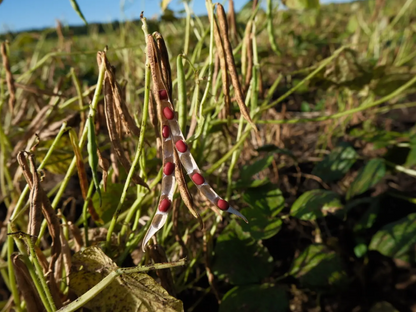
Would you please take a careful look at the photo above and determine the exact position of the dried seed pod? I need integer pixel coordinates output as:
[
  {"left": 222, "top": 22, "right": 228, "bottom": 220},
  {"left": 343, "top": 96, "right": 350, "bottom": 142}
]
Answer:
[
  {"left": 142, "top": 29, "right": 248, "bottom": 251},
  {"left": 216, "top": 4, "right": 257, "bottom": 131}
]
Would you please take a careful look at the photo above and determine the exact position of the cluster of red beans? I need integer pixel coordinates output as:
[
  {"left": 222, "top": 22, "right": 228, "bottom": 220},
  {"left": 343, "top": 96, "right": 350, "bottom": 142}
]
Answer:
[{"left": 157, "top": 89, "right": 230, "bottom": 213}]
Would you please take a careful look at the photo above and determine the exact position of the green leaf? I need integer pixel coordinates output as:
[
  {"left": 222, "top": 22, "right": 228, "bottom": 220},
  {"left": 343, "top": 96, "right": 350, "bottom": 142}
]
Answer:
[
  {"left": 369, "top": 213, "right": 416, "bottom": 262},
  {"left": 301, "top": 101, "right": 311, "bottom": 112},
  {"left": 290, "top": 190, "right": 343, "bottom": 221},
  {"left": 212, "top": 221, "right": 273, "bottom": 285},
  {"left": 219, "top": 284, "right": 289, "bottom": 312},
  {"left": 240, "top": 154, "right": 274, "bottom": 181},
  {"left": 353, "top": 197, "right": 380, "bottom": 232},
  {"left": 405, "top": 136, "right": 416, "bottom": 167},
  {"left": 242, "top": 184, "right": 284, "bottom": 239},
  {"left": 243, "top": 184, "right": 285, "bottom": 216},
  {"left": 312, "top": 142, "right": 358, "bottom": 183},
  {"left": 255, "top": 145, "right": 297, "bottom": 161},
  {"left": 354, "top": 243, "right": 367, "bottom": 258},
  {"left": 92, "top": 183, "right": 135, "bottom": 223},
  {"left": 70, "top": 247, "right": 183, "bottom": 312},
  {"left": 289, "top": 244, "right": 348, "bottom": 291},
  {"left": 69, "top": 0, "right": 88, "bottom": 25},
  {"left": 282, "top": 0, "right": 320, "bottom": 10},
  {"left": 349, "top": 128, "right": 404, "bottom": 149},
  {"left": 347, "top": 158, "right": 386, "bottom": 199}
]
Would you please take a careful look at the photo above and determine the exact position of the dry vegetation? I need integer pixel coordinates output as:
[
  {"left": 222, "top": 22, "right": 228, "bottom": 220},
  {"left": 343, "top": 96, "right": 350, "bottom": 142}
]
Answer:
[{"left": 1, "top": 0, "right": 416, "bottom": 311}]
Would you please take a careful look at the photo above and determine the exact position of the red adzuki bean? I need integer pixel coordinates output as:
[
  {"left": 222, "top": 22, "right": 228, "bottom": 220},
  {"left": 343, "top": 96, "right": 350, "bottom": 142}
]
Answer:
[
  {"left": 191, "top": 173, "right": 205, "bottom": 185},
  {"left": 163, "top": 162, "right": 175, "bottom": 175},
  {"left": 216, "top": 199, "right": 229, "bottom": 211},
  {"left": 175, "top": 140, "right": 187, "bottom": 153},
  {"left": 159, "top": 90, "right": 168, "bottom": 100},
  {"left": 163, "top": 107, "right": 174, "bottom": 120},
  {"left": 162, "top": 125, "right": 170, "bottom": 138},
  {"left": 159, "top": 198, "right": 171, "bottom": 212}
]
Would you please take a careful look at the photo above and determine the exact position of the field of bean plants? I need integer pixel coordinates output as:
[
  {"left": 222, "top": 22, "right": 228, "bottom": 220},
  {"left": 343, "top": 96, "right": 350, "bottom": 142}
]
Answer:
[{"left": 1, "top": 0, "right": 416, "bottom": 311}]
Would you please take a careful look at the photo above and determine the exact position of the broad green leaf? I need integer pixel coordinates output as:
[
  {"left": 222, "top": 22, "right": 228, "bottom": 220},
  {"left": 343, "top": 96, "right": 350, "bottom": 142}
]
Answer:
[
  {"left": 282, "top": 0, "right": 320, "bottom": 10},
  {"left": 289, "top": 244, "right": 348, "bottom": 291},
  {"left": 347, "top": 158, "right": 386, "bottom": 199},
  {"left": 70, "top": 247, "right": 183, "bottom": 312},
  {"left": 290, "top": 190, "right": 343, "bottom": 221},
  {"left": 241, "top": 208, "right": 282, "bottom": 240},
  {"left": 312, "top": 142, "right": 358, "bottom": 183},
  {"left": 240, "top": 155, "right": 274, "bottom": 181},
  {"left": 212, "top": 221, "right": 273, "bottom": 285},
  {"left": 369, "top": 213, "right": 416, "bottom": 262},
  {"left": 353, "top": 197, "right": 380, "bottom": 232},
  {"left": 219, "top": 284, "right": 289, "bottom": 312},
  {"left": 243, "top": 184, "right": 285, "bottom": 216},
  {"left": 242, "top": 184, "right": 284, "bottom": 239}
]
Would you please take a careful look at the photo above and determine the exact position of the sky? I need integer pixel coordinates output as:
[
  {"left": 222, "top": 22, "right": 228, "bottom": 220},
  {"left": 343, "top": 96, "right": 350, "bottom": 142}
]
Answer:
[{"left": 0, "top": 0, "right": 353, "bottom": 34}]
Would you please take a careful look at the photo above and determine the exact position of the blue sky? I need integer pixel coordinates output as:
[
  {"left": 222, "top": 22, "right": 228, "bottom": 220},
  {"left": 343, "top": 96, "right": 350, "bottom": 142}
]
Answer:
[{"left": 0, "top": 0, "right": 352, "bottom": 34}]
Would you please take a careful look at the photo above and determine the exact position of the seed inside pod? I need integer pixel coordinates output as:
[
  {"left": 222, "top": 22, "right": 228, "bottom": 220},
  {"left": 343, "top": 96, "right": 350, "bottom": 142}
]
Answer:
[
  {"left": 163, "top": 107, "right": 174, "bottom": 120},
  {"left": 175, "top": 140, "right": 187, "bottom": 153},
  {"left": 159, "top": 90, "right": 168, "bottom": 100},
  {"left": 216, "top": 199, "right": 229, "bottom": 211},
  {"left": 163, "top": 162, "right": 175, "bottom": 176},
  {"left": 158, "top": 198, "right": 171, "bottom": 212},
  {"left": 162, "top": 125, "right": 170, "bottom": 138},
  {"left": 191, "top": 173, "right": 205, "bottom": 185}
]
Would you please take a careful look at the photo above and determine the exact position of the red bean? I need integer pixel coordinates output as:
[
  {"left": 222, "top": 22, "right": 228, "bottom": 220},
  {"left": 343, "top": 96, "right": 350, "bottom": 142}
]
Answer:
[
  {"left": 159, "top": 89, "right": 168, "bottom": 100},
  {"left": 158, "top": 198, "right": 171, "bottom": 212},
  {"left": 162, "top": 125, "right": 170, "bottom": 138},
  {"left": 216, "top": 199, "right": 229, "bottom": 211},
  {"left": 175, "top": 140, "right": 187, "bottom": 153},
  {"left": 163, "top": 107, "right": 174, "bottom": 120},
  {"left": 163, "top": 162, "right": 175, "bottom": 175},
  {"left": 191, "top": 173, "right": 205, "bottom": 185}
]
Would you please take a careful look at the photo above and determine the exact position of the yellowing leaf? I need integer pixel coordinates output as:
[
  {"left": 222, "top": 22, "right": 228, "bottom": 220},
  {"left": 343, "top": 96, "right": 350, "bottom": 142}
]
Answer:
[{"left": 69, "top": 247, "right": 183, "bottom": 312}]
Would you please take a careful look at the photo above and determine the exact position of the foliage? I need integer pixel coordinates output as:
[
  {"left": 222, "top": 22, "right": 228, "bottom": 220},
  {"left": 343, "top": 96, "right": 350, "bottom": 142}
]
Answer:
[{"left": 1, "top": 0, "right": 416, "bottom": 311}]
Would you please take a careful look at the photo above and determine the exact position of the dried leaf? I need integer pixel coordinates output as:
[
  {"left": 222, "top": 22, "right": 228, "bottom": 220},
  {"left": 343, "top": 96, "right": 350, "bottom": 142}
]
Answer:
[{"left": 69, "top": 247, "right": 183, "bottom": 312}]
